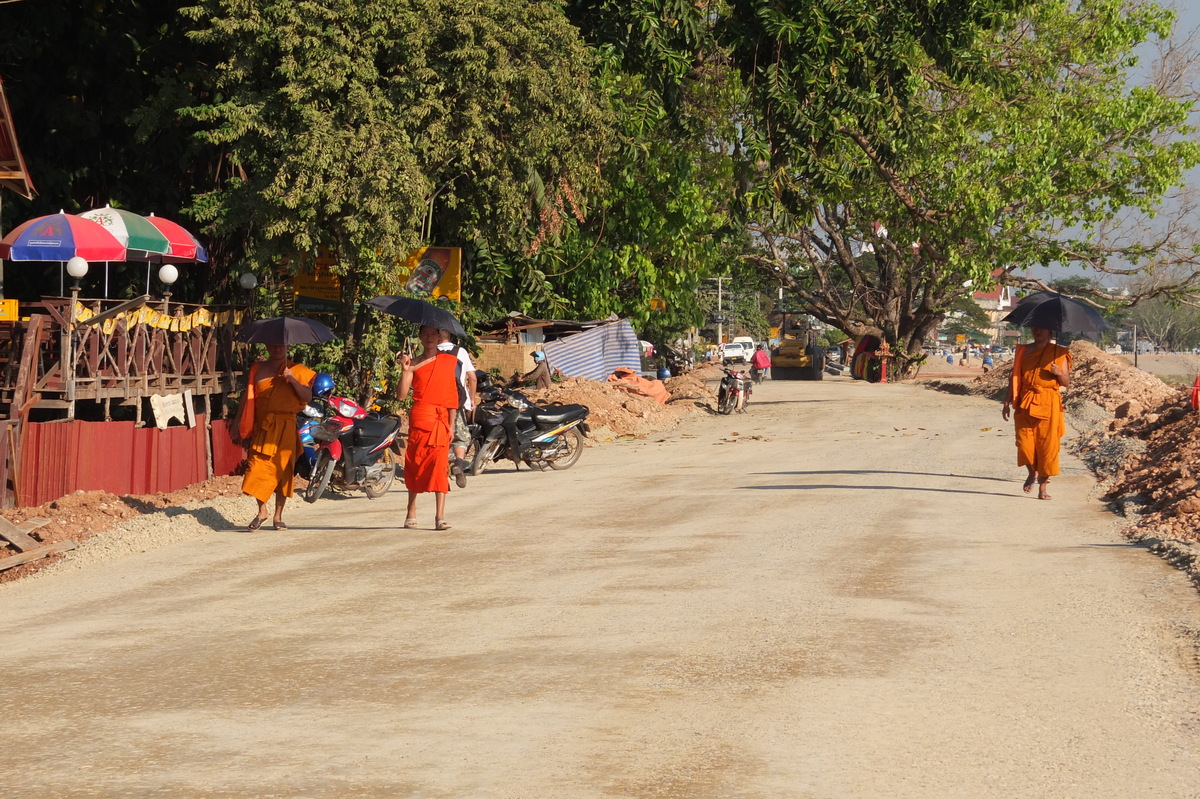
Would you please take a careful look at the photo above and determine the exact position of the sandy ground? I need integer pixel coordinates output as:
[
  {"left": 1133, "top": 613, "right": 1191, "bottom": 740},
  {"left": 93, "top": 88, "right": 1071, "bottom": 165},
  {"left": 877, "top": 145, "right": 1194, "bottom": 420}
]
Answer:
[{"left": 2, "top": 375, "right": 1200, "bottom": 797}]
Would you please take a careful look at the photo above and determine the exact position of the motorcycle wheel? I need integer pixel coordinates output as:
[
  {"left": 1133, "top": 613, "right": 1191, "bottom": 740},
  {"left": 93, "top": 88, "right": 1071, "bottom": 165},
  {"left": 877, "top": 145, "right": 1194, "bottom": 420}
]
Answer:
[
  {"left": 363, "top": 448, "right": 397, "bottom": 499},
  {"left": 303, "top": 451, "right": 335, "bottom": 503},
  {"left": 470, "top": 439, "right": 500, "bottom": 476},
  {"left": 719, "top": 390, "right": 735, "bottom": 415},
  {"left": 548, "top": 428, "right": 585, "bottom": 470}
]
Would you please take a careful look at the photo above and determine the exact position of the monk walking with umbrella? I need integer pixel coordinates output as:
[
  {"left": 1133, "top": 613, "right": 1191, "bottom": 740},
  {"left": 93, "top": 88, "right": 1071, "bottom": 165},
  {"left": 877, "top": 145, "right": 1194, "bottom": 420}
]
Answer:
[
  {"left": 366, "top": 296, "right": 467, "bottom": 531},
  {"left": 233, "top": 316, "right": 336, "bottom": 529},
  {"left": 1000, "top": 292, "right": 1106, "bottom": 500}
]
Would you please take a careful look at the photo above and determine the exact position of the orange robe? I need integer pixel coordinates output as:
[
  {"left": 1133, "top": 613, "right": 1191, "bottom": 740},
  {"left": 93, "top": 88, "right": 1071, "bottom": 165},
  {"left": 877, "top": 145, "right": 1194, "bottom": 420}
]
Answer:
[
  {"left": 404, "top": 352, "right": 460, "bottom": 494},
  {"left": 241, "top": 361, "right": 317, "bottom": 502},
  {"left": 1011, "top": 343, "right": 1071, "bottom": 477}
]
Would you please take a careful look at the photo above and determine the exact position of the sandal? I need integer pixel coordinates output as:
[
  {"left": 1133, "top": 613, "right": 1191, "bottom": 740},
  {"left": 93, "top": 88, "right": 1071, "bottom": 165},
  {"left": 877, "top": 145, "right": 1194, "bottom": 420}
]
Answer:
[
  {"left": 403, "top": 518, "right": 418, "bottom": 529},
  {"left": 1022, "top": 476, "right": 1035, "bottom": 494},
  {"left": 247, "top": 515, "right": 268, "bottom": 531},
  {"left": 436, "top": 520, "right": 452, "bottom": 531},
  {"left": 1038, "top": 481, "right": 1052, "bottom": 500},
  {"left": 273, "top": 521, "right": 288, "bottom": 530}
]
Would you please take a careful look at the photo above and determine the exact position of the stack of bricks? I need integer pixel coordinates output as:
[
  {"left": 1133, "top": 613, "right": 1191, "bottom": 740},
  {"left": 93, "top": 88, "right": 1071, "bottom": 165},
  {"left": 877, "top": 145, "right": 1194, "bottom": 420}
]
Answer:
[{"left": 472, "top": 341, "right": 541, "bottom": 379}]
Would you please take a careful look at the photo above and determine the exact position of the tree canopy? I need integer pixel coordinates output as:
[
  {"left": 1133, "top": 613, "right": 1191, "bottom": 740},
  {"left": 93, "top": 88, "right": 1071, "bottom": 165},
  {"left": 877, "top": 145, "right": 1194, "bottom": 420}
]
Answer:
[{"left": 3, "top": 0, "right": 1199, "bottom": 384}]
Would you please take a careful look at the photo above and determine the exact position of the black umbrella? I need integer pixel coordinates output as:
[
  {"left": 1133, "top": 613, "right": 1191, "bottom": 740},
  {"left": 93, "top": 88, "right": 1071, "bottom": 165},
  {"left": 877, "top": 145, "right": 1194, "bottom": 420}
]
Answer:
[
  {"left": 235, "top": 316, "right": 339, "bottom": 345},
  {"left": 365, "top": 295, "right": 466, "bottom": 337},
  {"left": 1001, "top": 291, "right": 1108, "bottom": 335}
]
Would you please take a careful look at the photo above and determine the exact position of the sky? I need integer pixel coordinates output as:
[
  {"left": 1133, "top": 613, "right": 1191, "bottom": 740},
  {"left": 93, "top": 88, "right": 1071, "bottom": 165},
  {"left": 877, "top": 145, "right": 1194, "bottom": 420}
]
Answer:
[{"left": 1029, "top": 2, "right": 1200, "bottom": 285}]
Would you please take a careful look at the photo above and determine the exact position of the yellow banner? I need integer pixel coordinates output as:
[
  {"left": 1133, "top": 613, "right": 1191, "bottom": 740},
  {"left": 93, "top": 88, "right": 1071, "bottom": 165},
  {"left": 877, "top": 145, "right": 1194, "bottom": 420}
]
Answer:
[{"left": 74, "top": 303, "right": 245, "bottom": 335}]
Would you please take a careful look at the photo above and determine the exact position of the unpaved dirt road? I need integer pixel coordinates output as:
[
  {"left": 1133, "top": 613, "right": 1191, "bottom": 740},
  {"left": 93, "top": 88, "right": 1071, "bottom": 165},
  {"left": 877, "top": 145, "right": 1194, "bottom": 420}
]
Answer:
[{"left": 3, "top": 376, "right": 1200, "bottom": 798}]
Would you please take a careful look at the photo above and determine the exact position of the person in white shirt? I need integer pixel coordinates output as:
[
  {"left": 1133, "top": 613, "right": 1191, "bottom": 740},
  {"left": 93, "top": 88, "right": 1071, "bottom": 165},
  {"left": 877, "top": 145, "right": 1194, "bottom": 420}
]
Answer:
[{"left": 437, "top": 330, "right": 477, "bottom": 488}]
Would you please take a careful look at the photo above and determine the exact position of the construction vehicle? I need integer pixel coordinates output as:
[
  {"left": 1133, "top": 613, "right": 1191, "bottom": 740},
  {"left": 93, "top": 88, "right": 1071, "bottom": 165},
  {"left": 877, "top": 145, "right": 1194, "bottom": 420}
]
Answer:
[{"left": 770, "top": 313, "right": 826, "bottom": 380}]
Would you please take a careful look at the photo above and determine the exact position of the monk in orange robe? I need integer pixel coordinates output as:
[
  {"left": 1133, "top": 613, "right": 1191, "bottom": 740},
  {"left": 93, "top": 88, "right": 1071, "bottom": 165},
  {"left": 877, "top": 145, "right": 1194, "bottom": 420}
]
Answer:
[
  {"left": 235, "top": 343, "right": 316, "bottom": 529},
  {"left": 397, "top": 325, "right": 460, "bottom": 530},
  {"left": 1001, "top": 327, "right": 1071, "bottom": 500}
]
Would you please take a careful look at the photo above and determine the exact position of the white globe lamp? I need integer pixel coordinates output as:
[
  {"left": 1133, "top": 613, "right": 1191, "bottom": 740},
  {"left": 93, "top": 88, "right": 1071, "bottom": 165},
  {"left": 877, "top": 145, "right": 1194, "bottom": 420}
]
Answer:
[{"left": 66, "top": 256, "right": 89, "bottom": 293}]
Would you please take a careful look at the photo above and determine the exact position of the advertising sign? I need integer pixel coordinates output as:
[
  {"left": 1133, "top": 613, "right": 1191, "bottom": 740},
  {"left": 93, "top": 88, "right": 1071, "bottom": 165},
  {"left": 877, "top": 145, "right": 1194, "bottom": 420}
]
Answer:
[
  {"left": 293, "top": 249, "right": 341, "bottom": 313},
  {"left": 398, "top": 247, "right": 462, "bottom": 301}
]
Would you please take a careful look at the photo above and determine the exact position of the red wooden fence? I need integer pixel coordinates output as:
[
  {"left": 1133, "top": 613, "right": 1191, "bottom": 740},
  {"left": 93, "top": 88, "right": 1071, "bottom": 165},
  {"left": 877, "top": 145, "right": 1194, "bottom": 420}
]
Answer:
[{"left": 17, "top": 416, "right": 245, "bottom": 507}]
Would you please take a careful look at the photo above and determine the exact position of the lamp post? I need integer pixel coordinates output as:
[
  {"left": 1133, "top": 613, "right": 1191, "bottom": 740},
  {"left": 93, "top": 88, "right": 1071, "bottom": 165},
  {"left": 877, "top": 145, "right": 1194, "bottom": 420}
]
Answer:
[
  {"left": 64, "top": 256, "right": 90, "bottom": 420},
  {"left": 238, "top": 271, "right": 258, "bottom": 302},
  {"left": 158, "top": 263, "right": 178, "bottom": 313},
  {"left": 66, "top": 256, "right": 89, "bottom": 298}
]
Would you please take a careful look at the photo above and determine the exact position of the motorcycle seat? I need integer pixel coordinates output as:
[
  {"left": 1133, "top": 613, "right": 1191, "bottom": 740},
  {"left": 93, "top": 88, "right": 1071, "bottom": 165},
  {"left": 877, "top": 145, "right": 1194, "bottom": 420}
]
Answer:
[
  {"left": 531, "top": 403, "right": 588, "bottom": 426},
  {"left": 353, "top": 414, "right": 400, "bottom": 444}
]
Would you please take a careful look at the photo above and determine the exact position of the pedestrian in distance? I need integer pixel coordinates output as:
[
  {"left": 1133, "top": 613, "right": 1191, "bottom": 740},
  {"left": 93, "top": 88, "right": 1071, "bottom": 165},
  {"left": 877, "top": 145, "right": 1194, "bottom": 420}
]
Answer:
[
  {"left": 750, "top": 343, "right": 771, "bottom": 382},
  {"left": 438, "top": 329, "right": 477, "bottom": 489},
  {"left": 981, "top": 352, "right": 994, "bottom": 373},
  {"left": 1001, "top": 327, "right": 1071, "bottom": 500},
  {"left": 233, "top": 343, "right": 316, "bottom": 530},
  {"left": 397, "top": 325, "right": 461, "bottom": 530},
  {"left": 520, "top": 349, "right": 553, "bottom": 390}
]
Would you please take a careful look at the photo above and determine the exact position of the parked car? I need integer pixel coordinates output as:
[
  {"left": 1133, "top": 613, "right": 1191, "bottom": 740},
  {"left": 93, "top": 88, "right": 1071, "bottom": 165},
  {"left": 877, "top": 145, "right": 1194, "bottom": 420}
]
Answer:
[{"left": 721, "top": 342, "right": 749, "bottom": 364}]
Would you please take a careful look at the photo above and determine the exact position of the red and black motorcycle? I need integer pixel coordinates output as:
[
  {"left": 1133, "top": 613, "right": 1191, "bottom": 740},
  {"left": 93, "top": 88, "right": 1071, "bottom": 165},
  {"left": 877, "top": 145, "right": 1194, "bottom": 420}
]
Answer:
[
  {"left": 301, "top": 386, "right": 402, "bottom": 503},
  {"left": 717, "top": 367, "right": 752, "bottom": 414}
]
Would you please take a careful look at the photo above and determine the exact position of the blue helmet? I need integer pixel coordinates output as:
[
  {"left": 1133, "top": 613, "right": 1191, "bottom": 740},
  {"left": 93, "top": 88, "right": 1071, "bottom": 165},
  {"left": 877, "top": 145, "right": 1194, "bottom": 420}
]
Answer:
[
  {"left": 532, "top": 350, "right": 546, "bottom": 363},
  {"left": 312, "top": 372, "right": 335, "bottom": 398}
]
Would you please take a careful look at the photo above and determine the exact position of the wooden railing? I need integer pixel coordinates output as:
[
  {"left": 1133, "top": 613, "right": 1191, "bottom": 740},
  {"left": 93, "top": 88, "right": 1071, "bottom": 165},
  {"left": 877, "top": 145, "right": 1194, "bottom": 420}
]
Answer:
[{"left": 2, "top": 295, "right": 247, "bottom": 421}]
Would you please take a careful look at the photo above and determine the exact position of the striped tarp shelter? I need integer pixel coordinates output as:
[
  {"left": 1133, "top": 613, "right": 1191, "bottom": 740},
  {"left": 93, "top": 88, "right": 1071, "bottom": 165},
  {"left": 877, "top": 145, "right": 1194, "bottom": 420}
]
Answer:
[{"left": 541, "top": 318, "right": 641, "bottom": 381}]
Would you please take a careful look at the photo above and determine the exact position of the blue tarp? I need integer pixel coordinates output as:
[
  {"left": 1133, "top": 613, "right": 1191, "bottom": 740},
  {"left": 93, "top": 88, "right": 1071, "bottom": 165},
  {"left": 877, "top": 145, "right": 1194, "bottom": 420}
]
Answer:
[{"left": 541, "top": 319, "right": 641, "bottom": 381}]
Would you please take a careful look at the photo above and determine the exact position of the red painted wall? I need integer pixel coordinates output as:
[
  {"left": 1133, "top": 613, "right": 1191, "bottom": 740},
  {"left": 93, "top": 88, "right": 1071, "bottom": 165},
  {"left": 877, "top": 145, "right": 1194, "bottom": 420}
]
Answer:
[{"left": 18, "top": 415, "right": 244, "bottom": 507}]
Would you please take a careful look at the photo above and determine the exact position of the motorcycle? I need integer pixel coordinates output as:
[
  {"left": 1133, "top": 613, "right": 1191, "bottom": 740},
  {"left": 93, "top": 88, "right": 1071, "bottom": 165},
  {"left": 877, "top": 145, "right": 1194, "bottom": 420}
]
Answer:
[
  {"left": 750, "top": 365, "right": 766, "bottom": 385},
  {"left": 301, "top": 387, "right": 402, "bottom": 503},
  {"left": 467, "top": 377, "right": 590, "bottom": 474},
  {"left": 717, "top": 367, "right": 752, "bottom": 414}
]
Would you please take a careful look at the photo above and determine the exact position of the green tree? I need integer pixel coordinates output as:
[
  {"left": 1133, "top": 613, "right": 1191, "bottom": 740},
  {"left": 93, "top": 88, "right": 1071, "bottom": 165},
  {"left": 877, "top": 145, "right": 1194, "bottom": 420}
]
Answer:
[
  {"left": 179, "top": 0, "right": 610, "bottom": 393},
  {"left": 729, "top": 1, "right": 1200, "bottom": 376}
]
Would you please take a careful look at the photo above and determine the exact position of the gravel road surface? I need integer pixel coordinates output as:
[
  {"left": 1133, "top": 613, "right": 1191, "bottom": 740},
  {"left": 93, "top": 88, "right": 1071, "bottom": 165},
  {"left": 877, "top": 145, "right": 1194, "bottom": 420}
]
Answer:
[{"left": 2, "top": 376, "right": 1199, "bottom": 798}]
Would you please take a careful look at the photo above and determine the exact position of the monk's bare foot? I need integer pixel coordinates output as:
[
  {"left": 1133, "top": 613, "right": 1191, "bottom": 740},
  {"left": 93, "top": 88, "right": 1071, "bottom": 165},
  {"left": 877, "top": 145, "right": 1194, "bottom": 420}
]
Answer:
[{"left": 1038, "top": 483, "right": 1051, "bottom": 500}]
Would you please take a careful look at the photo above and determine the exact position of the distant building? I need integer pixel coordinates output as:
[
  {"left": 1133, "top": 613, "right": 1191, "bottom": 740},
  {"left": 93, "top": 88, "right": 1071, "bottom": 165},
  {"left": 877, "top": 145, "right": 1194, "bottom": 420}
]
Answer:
[{"left": 973, "top": 279, "right": 1014, "bottom": 344}]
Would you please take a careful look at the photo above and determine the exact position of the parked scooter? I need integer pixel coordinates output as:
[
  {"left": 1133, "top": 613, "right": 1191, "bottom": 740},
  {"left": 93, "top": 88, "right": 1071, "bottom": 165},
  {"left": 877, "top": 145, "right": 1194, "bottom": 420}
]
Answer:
[
  {"left": 300, "top": 374, "right": 402, "bottom": 502},
  {"left": 717, "top": 367, "right": 752, "bottom": 414},
  {"left": 467, "top": 374, "right": 589, "bottom": 474}
]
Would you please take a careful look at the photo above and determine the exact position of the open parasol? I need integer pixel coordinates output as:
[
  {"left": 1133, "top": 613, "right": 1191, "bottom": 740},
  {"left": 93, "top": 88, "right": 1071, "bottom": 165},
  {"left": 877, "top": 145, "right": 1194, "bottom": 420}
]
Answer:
[
  {"left": 1001, "top": 291, "right": 1108, "bottom": 336},
  {"left": 235, "top": 316, "right": 339, "bottom": 346},
  {"left": 365, "top": 295, "right": 466, "bottom": 337}
]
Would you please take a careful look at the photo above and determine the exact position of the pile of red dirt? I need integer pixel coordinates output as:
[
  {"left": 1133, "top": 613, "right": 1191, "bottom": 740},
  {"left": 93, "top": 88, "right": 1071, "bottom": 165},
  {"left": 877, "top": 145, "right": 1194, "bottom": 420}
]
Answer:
[
  {"left": 932, "top": 340, "right": 1200, "bottom": 545},
  {"left": 949, "top": 340, "right": 1179, "bottom": 412},
  {"left": 0, "top": 475, "right": 246, "bottom": 584},
  {"left": 510, "top": 366, "right": 719, "bottom": 441}
]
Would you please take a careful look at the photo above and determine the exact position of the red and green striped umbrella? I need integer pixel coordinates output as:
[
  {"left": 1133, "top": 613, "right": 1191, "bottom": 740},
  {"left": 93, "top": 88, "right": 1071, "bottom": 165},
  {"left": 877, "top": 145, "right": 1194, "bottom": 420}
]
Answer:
[
  {"left": 146, "top": 214, "right": 208, "bottom": 262},
  {"left": 79, "top": 206, "right": 170, "bottom": 261}
]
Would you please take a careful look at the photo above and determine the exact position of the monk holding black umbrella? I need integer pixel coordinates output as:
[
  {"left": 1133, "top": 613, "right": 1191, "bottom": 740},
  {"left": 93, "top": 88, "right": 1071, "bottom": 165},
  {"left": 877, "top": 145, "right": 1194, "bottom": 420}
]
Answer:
[
  {"left": 234, "top": 317, "right": 336, "bottom": 529},
  {"left": 1000, "top": 293, "right": 1105, "bottom": 500}
]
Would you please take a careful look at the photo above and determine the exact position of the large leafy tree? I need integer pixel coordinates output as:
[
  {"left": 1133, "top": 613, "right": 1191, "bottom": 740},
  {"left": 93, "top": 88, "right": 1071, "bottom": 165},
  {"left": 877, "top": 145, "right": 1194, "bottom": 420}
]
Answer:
[
  {"left": 180, "top": 0, "right": 610, "bottom": 390},
  {"left": 727, "top": 0, "right": 1200, "bottom": 375},
  {"left": 456, "top": 1, "right": 746, "bottom": 346}
]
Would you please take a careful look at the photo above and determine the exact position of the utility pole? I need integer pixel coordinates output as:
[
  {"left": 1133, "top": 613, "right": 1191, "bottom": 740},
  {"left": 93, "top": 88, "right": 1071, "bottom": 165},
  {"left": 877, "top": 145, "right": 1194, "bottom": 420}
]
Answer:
[{"left": 717, "top": 277, "right": 724, "bottom": 344}]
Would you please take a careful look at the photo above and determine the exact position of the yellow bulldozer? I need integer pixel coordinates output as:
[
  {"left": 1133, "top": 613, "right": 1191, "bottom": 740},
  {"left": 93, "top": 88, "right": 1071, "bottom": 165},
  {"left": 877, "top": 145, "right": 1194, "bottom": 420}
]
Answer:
[{"left": 770, "top": 313, "right": 826, "bottom": 380}]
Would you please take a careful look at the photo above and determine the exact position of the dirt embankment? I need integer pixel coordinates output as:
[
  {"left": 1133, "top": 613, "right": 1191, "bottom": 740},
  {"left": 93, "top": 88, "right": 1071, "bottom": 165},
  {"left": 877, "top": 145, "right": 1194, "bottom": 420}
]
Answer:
[
  {"left": 0, "top": 366, "right": 723, "bottom": 584},
  {"left": 927, "top": 341, "right": 1200, "bottom": 582}
]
